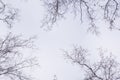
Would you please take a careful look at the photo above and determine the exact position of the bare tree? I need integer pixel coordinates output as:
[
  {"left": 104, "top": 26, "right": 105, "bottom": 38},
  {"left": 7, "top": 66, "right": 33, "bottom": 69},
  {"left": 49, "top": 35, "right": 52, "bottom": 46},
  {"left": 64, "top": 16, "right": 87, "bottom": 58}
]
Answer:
[
  {"left": 0, "top": 0, "right": 18, "bottom": 28},
  {"left": 42, "top": 0, "right": 120, "bottom": 34},
  {"left": 0, "top": 1, "right": 39, "bottom": 80},
  {"left": 64, "top": 46, "right": 120, "bottom": 80},
  {"left": 0, "top": 33, "right": 37, "bottom": 80}
]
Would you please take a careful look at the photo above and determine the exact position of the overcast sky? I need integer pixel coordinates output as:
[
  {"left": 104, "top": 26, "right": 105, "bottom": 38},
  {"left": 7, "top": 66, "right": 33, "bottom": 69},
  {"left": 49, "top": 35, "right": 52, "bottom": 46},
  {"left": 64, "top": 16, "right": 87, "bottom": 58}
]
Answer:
[{"left": 1, "top": 0, "right": 120, "bottom": 80}]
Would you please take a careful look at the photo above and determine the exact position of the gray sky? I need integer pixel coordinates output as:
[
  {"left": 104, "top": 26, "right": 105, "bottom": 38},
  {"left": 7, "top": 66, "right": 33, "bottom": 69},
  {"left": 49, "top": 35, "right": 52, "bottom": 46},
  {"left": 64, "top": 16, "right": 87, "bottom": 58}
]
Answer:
[{"left": 1, "top": 0, "right": 120, "bottom": 80}]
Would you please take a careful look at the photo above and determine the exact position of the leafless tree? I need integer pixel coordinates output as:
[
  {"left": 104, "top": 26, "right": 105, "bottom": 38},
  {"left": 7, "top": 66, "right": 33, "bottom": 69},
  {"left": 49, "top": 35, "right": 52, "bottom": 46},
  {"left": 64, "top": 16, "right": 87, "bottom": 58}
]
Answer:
[
  {"left": 64, "top": 46, "right": 120, "bottom": 80},
  {"left": 42, "top": 0, "right": 120, "bottom": 34},
  {"left": 0, "top": 0, "right": 18, "bottom": 28},
  {"left": 0, "top": 33, "right": 37, "bottom": 80},
  {"left": 0, "top": 1, "right": 39, "bottom": 80}
]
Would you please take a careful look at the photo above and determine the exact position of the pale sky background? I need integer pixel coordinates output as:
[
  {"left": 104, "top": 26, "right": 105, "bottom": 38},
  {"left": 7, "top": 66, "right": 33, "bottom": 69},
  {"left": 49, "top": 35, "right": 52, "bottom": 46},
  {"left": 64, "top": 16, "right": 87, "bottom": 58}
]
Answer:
[{"left": 1, "top": 0, "right": 120, "bottom": 80}]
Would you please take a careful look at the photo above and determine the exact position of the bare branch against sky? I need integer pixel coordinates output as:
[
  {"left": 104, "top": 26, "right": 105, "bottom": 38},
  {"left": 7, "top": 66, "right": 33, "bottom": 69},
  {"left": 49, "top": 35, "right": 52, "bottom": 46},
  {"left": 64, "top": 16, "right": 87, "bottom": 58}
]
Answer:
[
  {"left": 64, "top": 46, "right": 120, "bottom": 80},
  {"left": 42, "top": 0, "right": 120, "bottom": 34},
  {"left": 0, "top": 0, "right": 18, "bottom": 28},
  {"left": 1, "top": 0, "right": 120, "bottom": 80},
  {"left": 0, "top": 33, "right": 38, "bottom": 80}
]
